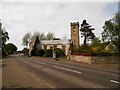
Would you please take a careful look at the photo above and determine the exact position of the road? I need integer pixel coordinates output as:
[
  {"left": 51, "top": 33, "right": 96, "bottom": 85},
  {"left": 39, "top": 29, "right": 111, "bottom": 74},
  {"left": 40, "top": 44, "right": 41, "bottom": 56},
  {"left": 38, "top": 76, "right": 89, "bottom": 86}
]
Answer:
[{"left": 2, "top": 55, "right": 120, "bottom": 88}]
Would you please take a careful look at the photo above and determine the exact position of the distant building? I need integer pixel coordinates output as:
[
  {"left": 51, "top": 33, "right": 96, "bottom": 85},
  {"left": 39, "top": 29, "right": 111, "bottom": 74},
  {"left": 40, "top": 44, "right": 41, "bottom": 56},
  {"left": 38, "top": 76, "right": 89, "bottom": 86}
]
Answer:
[
  {"left": 70, "top": 22, "right": 80, "bottom": 48},
  {"left": 29, "top": 22, "right": 80, "bottom": 56},
  {"left": 29, "top": 38, "right": 70, "bottom": 56}
]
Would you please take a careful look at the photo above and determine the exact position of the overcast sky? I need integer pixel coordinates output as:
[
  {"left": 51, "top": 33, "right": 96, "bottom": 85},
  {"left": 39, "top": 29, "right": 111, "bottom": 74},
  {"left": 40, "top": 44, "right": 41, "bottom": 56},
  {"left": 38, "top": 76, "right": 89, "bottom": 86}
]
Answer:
[{"left": 0, "top": 0, "right": 118, "bottom": 50}]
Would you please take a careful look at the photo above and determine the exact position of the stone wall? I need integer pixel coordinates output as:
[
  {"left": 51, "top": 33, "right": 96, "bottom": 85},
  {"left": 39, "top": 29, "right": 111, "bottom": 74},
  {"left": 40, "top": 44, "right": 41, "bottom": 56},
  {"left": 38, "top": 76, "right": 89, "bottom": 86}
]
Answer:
[
  {"left": 69, "top": 55, "right": 120, "bottom": 64},
  {"left": 69, "top": 55, "right": 92, "bottom": 64},
  {"left": 91, "top": 56, "right": 120, "bottom": 64}
]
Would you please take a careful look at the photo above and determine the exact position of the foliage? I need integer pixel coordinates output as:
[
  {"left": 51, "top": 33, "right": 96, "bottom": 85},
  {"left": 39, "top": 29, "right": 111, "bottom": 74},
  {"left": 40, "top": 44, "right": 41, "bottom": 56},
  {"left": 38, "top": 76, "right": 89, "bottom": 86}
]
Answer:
[
  {"left": 38, "top": 50, "right": 45, "bottom": 56},
  {"left": 0, "top": 20, "right": 9, "bottom": 56},
  {"left": 92, "top": 52, "right": 111, "bottom": 57},
  {"left": 23, "top": 31, "right": 56, "bottom": 45},
  {"left": 101, "top": 13, "right": 120, "bottom": 52},
  {"left": 1, "top": 28, "right": 9, "bottom": 49},
  {"left": 53, "top": 48, "right": 65, "bottom": 58},
  {"left": 44, "top": 49, "right": 53, "bottom": 57},
  {"left": 31, "top": 32, "right": 46, "bottom": 41},
  {"left": 22, "top": 32, "right": 31, "bottom": 48},
  {"left": 33, "top": 36, "right": 41, "bottom": 50},
  {"left": 22, "top": 48, "right": 29, "bottom": 55},
  {"left": 80, "top": 20, "right": 95, "bottom": 45},
  {"left": 5, "top": 43, "right": 17, "bottom": 55},
  {"left": 53, "top": 38, "right": 61, "bottom": 40},
  {"left": 31, "top": 49, "right": 45, "bottom": 56},
  {"left": 46, "top": 32, "right": 55, "bottom": 40},
  {"left": 91, "top": 37, "right": 101, "bottom": 46},
  {"left": 78, "top": 44, "right": 93, "bottom": 53}
]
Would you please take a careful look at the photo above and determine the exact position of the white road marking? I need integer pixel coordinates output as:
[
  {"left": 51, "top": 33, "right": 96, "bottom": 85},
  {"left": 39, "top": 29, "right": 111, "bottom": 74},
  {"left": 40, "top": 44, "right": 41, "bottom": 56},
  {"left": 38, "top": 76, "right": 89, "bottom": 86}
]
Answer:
[
  {"left": 110, "top": 80, "right": 120, "bottom": 84},
  {"left": 35, "top": 61, "right": 45, "bottom": 65},
  {"left": 52, "top": 65, "right": 82, "bottom": 74}
]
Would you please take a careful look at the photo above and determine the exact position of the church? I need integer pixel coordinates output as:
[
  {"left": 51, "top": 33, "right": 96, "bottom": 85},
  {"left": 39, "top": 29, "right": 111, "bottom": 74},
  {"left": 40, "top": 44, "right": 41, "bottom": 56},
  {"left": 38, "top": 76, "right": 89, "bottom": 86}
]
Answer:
[{"left": 29, "top": 22, "right": 80, "bottom": 56}]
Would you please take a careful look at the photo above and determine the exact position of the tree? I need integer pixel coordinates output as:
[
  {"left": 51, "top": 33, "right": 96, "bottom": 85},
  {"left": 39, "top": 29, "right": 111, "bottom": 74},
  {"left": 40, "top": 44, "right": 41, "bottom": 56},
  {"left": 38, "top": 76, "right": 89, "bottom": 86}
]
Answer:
[
  {"left": 22, "top": 32, "right": 31, "bottom": 48},
  {"left": 101, "top": 12, "right": 120, "bottom": 52},
  {"left": 80, "top": 20, "right": 95, "bottom": 45},
  {"left": 1, "top": 28, "right": 9, "bottom": 49},
  {"left": 91, "top": 37, "right": 101, "bottom": 46},
  {"left": 40, "top": 32, "right": 46, "bottom": 40},
  {"left": 46, "top": 32, "right": 55, "bottom": 40},
  {"left": 0, "top": 20, "right": 9, "bottom": 56},
  {"left": 31, "top": 32, "right": 46, "bottom": 40},
  {"left": 5, "top": 43, "right": 17, "bottom": 55}
]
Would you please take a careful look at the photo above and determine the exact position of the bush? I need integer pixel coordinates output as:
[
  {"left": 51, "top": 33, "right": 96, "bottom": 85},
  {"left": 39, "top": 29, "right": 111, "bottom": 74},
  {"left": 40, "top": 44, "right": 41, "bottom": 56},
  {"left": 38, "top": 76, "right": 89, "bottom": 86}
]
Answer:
[
  {"left": 44, "top": 49, "right": 53, "bottom": 57},
  {"left": 54, "top": 48, "right": 65, "bottom": 58},
  {"left": 76, "top": 44, "right": 93, "bottom": 53},
  {"left": 92, "top": 52, "right": 111, "bottom": 57},
  {"left": 22, "top": 48, "right": 29, "bottom": 55},
  {"left": 37, "top": 50, "right": 45, "bottom": 56},
  {"left": 31, "top": 49, "right": 45, "bottom": 56},
  {"left": 5, "top": 43, "right": 17, "bottom": 55}
]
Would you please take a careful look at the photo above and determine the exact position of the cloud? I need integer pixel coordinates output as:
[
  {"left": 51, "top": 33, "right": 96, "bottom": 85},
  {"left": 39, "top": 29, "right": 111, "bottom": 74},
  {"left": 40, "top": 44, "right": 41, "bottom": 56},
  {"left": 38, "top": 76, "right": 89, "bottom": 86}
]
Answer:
[{"left": 2, "top": 2, "right": 118, "bottom": 50}]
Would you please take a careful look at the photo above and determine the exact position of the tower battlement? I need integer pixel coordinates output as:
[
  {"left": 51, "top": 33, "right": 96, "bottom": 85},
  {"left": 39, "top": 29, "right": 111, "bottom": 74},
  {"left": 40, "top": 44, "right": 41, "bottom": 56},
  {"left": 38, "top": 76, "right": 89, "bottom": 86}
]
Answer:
[{"left": 70, "top": 22, "right": 79, "bottom": 26}]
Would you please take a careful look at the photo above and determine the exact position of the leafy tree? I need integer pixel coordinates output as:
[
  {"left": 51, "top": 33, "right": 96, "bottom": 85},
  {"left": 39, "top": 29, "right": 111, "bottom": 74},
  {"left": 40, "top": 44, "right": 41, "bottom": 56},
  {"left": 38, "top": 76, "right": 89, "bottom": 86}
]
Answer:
[
  {"left": 1, "top": 28, "right": 9, "bottom": 49},
  {"left": 40, "top": 32, "right": 46, "bottom": 40},
  {"left": 22, "top": 32, "right": 31, "bottom": 48},
  {"left": 91, "top": 37, "right": 101, "bottom": 46},
  {"left": 31, "top": 32, "right": 46, "bottom": 40},
  {"left": 5, "top": 43, "right": 17, "bottom": 55},
  {"left": 0, "top": 20, "right": 9, "bottom": 56},
  {"left": 46, "top": 32, "right": 55, "bottom": 40},
  {"left": 101, "top": 13, "right": 120, "bottom": 52},
  {"left": 80, "top": 20, "right": 95, "bottom": 45}
]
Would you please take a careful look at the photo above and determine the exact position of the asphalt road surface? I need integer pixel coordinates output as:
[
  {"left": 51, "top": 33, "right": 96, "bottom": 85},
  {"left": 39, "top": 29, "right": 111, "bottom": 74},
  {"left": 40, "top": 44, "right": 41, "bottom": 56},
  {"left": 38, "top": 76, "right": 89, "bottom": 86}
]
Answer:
[{"left": 3, "top": 55, "right": 120, "bottom": 88}]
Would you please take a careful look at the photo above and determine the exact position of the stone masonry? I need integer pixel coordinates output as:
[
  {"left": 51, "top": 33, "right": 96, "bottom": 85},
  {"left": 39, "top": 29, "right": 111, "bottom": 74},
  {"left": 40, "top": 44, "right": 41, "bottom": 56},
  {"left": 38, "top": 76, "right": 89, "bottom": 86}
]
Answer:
[{"left": 70, "top": 22, "right": 79, "bottom": 47}]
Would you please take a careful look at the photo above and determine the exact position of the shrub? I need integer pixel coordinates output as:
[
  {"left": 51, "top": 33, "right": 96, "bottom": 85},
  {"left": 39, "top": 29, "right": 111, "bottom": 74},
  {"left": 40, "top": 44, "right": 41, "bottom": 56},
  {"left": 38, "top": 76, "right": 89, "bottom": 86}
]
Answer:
[
  {"left": 54, "top": 48, "right": 65, "bottom": 58},
  {"left": 31, "top": 49, "right": 45, "bottom": 56},
  {"left": 37, "top": 50, "right": 45, "bottom": 56},
  {"left": 22, "top": 48, "right": 29, "bottom": 55},
  {"left": 77, "top": 44, "right": 93, "bottom": 53},
  {"left": 5, "top": 43, "right": 17, "bottom": 55},
  {"left": 44, "top": 49, "right": 53, "bottom": 57},
  {"left": 92, "top": 52, "right": 111, "bottom": 57}
]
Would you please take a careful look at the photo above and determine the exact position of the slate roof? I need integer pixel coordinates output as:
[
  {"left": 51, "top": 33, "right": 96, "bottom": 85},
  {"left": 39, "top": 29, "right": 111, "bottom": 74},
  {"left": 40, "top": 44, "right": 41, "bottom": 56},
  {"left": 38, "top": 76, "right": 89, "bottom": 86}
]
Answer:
[
  {"left": 41, "top": 40, "right": 70, "bottom": 45},
  {"left": 29, "top": 40, "right": 70, "bottom": 46}
]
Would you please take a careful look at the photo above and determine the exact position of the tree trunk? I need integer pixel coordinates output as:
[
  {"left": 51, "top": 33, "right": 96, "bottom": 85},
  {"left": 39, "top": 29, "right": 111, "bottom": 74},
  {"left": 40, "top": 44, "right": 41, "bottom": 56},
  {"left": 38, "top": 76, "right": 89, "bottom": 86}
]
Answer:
[{"left": 84, "top": 35, "right": 87, "bottom": 45}]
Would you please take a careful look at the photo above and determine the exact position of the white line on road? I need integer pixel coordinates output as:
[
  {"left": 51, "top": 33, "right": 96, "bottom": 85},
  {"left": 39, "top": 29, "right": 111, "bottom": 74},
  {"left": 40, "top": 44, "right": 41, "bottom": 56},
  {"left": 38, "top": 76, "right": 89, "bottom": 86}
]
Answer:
[
  {"left": 35, "top": 61, "right": 45, "bottom": 65},
  {"left": 52, "top": 65, "right": 82, "bottom": 74},
  {"left": 110, "top": 80, "right": 120, "bottom": 84}
]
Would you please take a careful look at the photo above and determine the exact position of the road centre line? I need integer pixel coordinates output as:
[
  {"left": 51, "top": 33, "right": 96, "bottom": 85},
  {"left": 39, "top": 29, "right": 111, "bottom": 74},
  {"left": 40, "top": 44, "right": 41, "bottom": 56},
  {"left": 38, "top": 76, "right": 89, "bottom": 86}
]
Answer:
[
  {"left": 110, "top": 80, "right": 120, "bottom": 84},
  {"left": 52, "top": 65, "right": 82, "bottom": 74}
]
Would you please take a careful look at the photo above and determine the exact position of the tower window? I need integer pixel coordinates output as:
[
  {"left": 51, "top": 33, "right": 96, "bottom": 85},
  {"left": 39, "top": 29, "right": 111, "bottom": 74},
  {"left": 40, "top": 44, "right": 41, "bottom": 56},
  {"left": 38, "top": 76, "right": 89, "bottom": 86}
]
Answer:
[{"left": 73, "top": 26, "right": 75, "bottom": 28}]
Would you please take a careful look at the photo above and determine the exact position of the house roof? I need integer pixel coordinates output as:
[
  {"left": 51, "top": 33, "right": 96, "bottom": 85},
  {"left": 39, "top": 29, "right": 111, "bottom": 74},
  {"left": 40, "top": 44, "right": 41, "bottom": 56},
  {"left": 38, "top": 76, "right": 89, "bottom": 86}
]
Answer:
[
  {"left": 29, "top": 40, "right": 70, "bottom": 46},
  {"left": 41, "top": 40, "right": 70, "bottom": 45}
]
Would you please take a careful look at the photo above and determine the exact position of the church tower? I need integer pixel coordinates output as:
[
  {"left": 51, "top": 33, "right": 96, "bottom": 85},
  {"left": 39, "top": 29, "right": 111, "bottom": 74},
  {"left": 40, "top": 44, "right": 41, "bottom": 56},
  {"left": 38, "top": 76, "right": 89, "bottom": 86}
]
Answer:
[{"left": 70, "top": 22, "right": 79, "bottom": 48}]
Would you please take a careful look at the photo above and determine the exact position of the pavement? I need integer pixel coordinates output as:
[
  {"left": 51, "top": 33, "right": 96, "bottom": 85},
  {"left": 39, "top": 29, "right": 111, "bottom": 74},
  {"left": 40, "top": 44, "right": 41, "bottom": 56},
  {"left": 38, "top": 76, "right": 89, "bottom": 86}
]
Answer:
[{"left": 2, "top": 54, "right": 120, "bottom": 88}]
